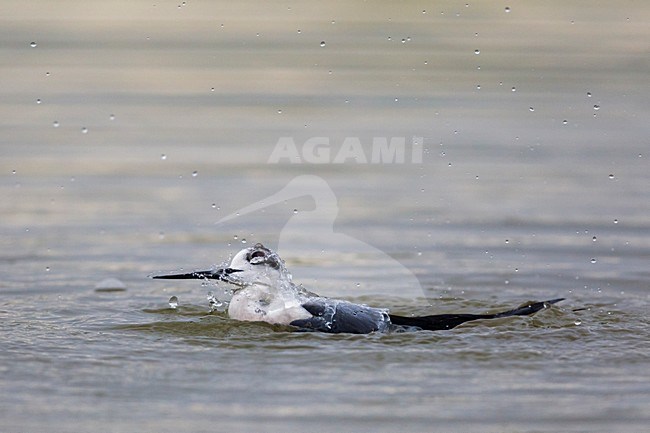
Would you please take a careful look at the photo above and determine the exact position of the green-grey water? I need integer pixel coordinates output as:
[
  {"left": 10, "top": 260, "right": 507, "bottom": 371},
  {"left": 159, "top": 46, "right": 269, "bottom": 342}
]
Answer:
[{"left": 1, "top": 1, "right": 649, "bottom": 432}]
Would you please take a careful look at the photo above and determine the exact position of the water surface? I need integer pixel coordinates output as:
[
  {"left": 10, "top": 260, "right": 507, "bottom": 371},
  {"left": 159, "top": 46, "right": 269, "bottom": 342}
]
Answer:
[{"left": 1, "top": 1, "right": 649, "bottom": 432}]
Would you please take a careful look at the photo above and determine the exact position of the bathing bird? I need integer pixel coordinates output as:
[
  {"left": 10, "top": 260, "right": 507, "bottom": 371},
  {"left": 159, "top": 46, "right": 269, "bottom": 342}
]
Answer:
[{"left": 152, "top": 243, "right": 563, "bottom": 334}]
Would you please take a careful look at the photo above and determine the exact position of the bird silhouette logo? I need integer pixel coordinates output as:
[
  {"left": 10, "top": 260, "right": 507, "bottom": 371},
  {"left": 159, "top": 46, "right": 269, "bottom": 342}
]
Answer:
[{"left": 217, "top": 175, "right": 425, "bottom": 299}]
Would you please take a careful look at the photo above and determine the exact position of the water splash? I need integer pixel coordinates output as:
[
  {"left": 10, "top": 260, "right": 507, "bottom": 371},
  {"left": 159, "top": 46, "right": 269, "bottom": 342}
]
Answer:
[
  {"left": 95, "top": 277, "right": 127, "bottom": 292},
  {"left": 207, "top": 291, "right": 228, "bottom": 312}
]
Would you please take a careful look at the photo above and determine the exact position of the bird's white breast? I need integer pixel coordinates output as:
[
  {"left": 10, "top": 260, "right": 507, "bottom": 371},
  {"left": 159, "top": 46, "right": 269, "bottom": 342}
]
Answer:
[{"left": 227, "top": 284, "right": 312, "bottom": 325}]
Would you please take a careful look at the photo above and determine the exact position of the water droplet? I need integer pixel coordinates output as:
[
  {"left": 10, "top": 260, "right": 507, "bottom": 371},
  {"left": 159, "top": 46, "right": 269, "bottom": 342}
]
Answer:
[
  {"left": 11, "top": 169, "right": 16, "bottom": 175},
  {"left": 45, "top": 266, "right": 50, "bottom": 272},
  {"left": 608, "top": 173, "right": 614, "bottom": 179},
  {"left": 168, "top": 296, "right": 178, "bottom": 309},
  {"left": 53, "top": 121, "right": 60, "bottom": 128},
  {"left": 158, "top": 231, "right": 165, "bottom": 239},
  {"left": 529, "top": 107, "right": 535, "bottom": 112},
  {"left": 192, "top": 170, "right": 198, "bottom": 177},
  {"left": 562, "top": 119, "right": 568, "bottom": 125},
  {"left": 45, "top": 71, "right": 50, "bottom": 77},
  {"left": 293, "top": 209, "right": 298, "bottom": 214},
  {"left": 613, "top": 219, "right": 618, "bottom": 224},
  {"left": 505, "top": 7, "right": 511, "bottom": 13},
  {"left": 36, "top": 98, "right": 42, "bottom": 104},
  {"left": 211, "top": 203, "right": 217, "bottom": 209},
  {"left": 476, "top": 84, "right": 481, "bottom": 90},
  {"left": 241, "top": 238, "right": 247, "bottom": 244},
  {"left": 81, "top": 127, "right": 88, "bottom": 134},
  {"left": 160, "top": 154, "right": 167, "bottom": 160},
  {"left": 593, "top": 104, "right": 600, "bottom": 110},
  {"left": 30, "top": 42, "right": 37, "bottom": 48},
  {"left": 574, "top": 319, "right": 582, "bottom": 326},
  {"left": 320, "top": 41, "right": 326, "bottom": 47},
  {"left": 590, "top": 258, "right": 597, "bottom": 264},
  {"left": 109, "top": 114, "right": 115, "bottom": 121},
  {"left": 592, "top": 236, "right": 597, "bottom": 242},
  {"left": 514, "top": 268, "right": 519, "bottom": 272},
  {"left": 474, "top": 49, "right": 480, "bottom": 55},
  {"left": 233, "top": 235, "right": 238, "bottom": 240},
  {"left": 587, "top": 92, "right": 592, "bottom": 97},
  {"left": 511, "top": 86, "right": 516, "bottom": 92},
  {"left": 422, "top": 9, "right": 426, "bottom": 14},
  {"left": 277, "top": 109, "right": 282, "bottom": 114},
  {"left": 505, "top": 239, "right": 509, "bottom": 244}
]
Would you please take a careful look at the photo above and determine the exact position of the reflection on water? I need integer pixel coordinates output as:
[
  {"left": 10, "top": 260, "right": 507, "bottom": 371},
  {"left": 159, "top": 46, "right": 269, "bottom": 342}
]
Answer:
[{"left": 1, "top": 1, "right": 649, "bottom": 432}]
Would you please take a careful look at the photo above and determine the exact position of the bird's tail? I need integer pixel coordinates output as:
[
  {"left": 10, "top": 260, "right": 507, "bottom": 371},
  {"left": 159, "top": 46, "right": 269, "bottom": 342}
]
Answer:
[{"left": 388, "top": 298, "right": 564, "bottom": 332}]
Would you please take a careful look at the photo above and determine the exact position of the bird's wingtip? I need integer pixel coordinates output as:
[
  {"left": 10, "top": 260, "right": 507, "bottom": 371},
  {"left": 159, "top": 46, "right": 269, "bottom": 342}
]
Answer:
[{"left": 547, "top": 298, "right": 565, "bottom": 305}]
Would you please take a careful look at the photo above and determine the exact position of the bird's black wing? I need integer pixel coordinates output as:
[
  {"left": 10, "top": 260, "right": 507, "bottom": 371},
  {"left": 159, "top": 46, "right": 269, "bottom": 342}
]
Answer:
[
  {"left": 389, "top": 298, "right": 564, "bottom": 331},
  {"left": 290, "top": 299, "right": 390, "bottom": 334}
]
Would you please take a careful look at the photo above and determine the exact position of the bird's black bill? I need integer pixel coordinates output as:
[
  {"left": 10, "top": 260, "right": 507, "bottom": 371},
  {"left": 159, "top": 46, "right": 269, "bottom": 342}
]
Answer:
[{"left": 151, "top": 268, "right": 241, "bottom": 280}]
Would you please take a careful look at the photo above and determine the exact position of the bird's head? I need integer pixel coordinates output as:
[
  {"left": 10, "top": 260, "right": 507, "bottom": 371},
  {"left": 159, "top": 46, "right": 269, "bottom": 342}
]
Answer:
[
  {"left": 152, "top": 243, "right": 292, "bottom": 289},
  {"left": 224, "top": 243, "right": 290, "bottom": 287}
]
